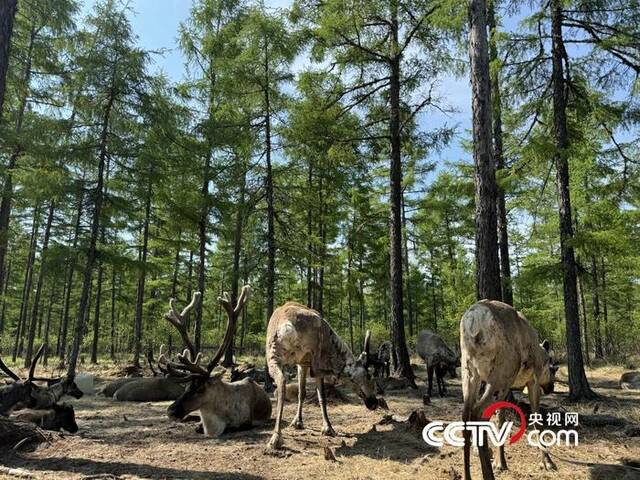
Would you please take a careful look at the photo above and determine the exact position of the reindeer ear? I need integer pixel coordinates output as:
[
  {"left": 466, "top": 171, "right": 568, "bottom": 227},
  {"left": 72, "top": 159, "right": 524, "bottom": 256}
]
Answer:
[{"left": 541, "top": 339, "right": 551, "bottom": 352}]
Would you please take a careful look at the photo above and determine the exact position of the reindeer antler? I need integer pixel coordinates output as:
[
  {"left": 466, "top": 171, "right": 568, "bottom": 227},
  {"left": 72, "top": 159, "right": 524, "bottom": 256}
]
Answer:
[
  {"left": 27, "top": 345, "right": 46, "bottom": 382},
  {"left": 165, "top": 291, "right": 201, "bottom": 357},
  {"left": 157, "top": 345, "right": 194, "bottom": 379},
  {"left": 363, "top": 330, "right": 372, "bottom": 367},
  {"left": 205, "top": 284, "right": 251, "bottom": 373},
  {"left": 0, "top": 356, "right": 20, "bottom": 381}
]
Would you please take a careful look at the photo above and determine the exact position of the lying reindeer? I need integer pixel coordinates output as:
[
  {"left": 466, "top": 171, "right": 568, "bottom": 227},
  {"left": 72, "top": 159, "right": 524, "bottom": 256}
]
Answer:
[
  {"left": 0, "top": 346, "right": 45, "bottom": 414},
  {"left": 265, "top": 302, "right": 382, "bottom": 450},
  {"left": 460, "top": 300, "right": 559, "bottom": 480},
  {"left": 163, "top": 286, "right": 272, "bottom": 437},
  {"left": 416, "top": 329, "right": 459, "bottom": 397},
  {"left": 110, "top": 347, "right": 190, "bottom": 402},
  {"left": 14, "top": 403, "right": 78, "bottom": 433}
]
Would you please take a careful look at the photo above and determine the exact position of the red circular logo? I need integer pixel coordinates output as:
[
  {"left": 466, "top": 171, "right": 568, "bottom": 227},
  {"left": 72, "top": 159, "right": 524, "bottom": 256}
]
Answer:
[{"left": 481, "top": 401, "right": 527, "bottom": 444}]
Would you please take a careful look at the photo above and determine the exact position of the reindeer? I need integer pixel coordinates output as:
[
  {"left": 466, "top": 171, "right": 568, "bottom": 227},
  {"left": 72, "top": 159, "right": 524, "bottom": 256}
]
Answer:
[
  {"left": 416, "top": 329, "right": 459, "bottom": 397},
  {"left": 163, "top": 286, "right": 272, "bottom": 437},
  {"left": 265, "top": 302, "right": 381, "bottom": 450},
  {"left": 0, "top": 345, "right": 46, "bottom": 414},
  {"left": 14, "top": 403, "right": 78, "bottom": 433},
  {"left": 460, "top": 300, "right": 559, "bottom": 480}
]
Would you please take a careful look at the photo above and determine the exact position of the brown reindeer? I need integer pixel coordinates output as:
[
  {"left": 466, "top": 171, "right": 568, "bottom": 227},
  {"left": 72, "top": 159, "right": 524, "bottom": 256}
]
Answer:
[
  {"left": 14, "top": 403, "right": 78, "bottom": 433},
  {"left": 0, "top": 345, "right": 47, "bottom": 414},
  {"left": 265, "top": 302, "right": 381, "bottom": 450},
  {"left": 460, "top": 300, "right": 559, "bottom": 480},
  {"left": 163, "top": 286, "right": 272, "bottom": 437}
]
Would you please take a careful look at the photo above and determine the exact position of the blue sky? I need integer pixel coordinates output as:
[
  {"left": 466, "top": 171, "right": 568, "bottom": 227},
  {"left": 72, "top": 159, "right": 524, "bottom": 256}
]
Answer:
[{"left": 82, "top": 0, "right": 475, "bottom": 169}]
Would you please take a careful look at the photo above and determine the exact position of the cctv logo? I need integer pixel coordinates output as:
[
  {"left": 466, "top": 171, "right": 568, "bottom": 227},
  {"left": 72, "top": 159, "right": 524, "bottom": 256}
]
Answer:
[{"left": 422, "top": 401, "right": 577, "bottom": 448}]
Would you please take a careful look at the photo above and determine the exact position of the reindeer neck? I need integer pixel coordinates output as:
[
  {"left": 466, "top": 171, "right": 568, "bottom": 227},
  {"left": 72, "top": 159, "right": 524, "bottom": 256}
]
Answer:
[{"left": 327, "top": 326, "right": 356, "bottom": 376}]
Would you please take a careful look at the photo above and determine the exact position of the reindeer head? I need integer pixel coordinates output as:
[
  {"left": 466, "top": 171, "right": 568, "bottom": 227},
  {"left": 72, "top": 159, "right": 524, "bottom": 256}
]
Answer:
[
  {"left": 163, "top": 286, "right": 251, "bottom": 421},
  {"left": 538, "top": 339, "right": 559, "bottom": 394},
  {"left": 52, "top": 403, "right": 78, "bottom": 433},
  {"left": 345, "top": 330, "right": 379, "bottom": 410},
  {"left": 47, "top": 376, "right": 84, "bottom": 399},
  {"left": 0, "top": 344, "right": 46, "bottom": 409}
]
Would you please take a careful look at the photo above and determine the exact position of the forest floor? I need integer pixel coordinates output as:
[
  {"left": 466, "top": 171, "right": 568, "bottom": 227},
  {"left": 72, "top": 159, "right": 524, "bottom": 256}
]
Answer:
[{"left": 1, "top": 361, "right": 639, "bottom": 480}]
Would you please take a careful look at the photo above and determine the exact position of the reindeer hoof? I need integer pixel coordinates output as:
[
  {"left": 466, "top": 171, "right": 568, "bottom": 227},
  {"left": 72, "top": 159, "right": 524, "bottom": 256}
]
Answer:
[
  {"left": 321, "top": 425, "right": 336, "bottom": 437},
  {"left": 267, "top": 433, "right": 283, "bottom": 450},
  {"left": 290, "top": 418, "right": 304, "bottom": 430},
  {"left": 492, "top": 460, "right": 508, "bottom": 472}
]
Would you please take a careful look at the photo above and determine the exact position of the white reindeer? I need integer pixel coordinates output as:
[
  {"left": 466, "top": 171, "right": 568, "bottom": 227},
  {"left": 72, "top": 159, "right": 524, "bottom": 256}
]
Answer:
[
  {"left": 460, "top": 300, "right": 559, "bottom": 480},
  {"left": 265, "top": 301, "right": 381, "bottom": 450}
]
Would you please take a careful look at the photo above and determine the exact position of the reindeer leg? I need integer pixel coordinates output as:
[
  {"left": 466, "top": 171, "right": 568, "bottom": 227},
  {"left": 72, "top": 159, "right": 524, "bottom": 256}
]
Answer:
[
  {"left": 493, "top": 390, "right": 509, "bottom": 471},
  {"left": 317, "top": 377, "right": 336, "bottom": 436},
  {"left": 267, "top": 364, "right": 285, "bottom": 450},
  {"left": 427, "top": 365, "right": 434, "bottom": 398},
  {"left": 528, "top": 381, "right": 557, "bottom": 471},
  {"left": 290, "top": 365, "right": 306, "bottom": 430},
  {"left": 475, "top": 382, "right": 497, "bottom": 480},
  {"left": 463, "top": 370, "right": 482, "bottom": 480}
]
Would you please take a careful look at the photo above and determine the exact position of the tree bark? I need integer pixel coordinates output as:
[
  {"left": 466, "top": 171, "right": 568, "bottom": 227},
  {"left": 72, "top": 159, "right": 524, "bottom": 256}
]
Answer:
[
  {"left": 25, "top": 201, "right": 55, "bottom": 366},
  {"left": 388, "top": 0, "right": 414, "bottom": 384},
  {"left": 264, "top": 39, "right": 276, "bottom": 325},
  {"left": 223, "top": 157, "right": 246, "bottom": 367},
  {"left": 470, "top": 0, "right": 502, "bottom": 302},
  {"left": 132, "top": 176, "right": 152, "bottom": 367},
  {"left": 488, "top": 0, "right": 513, "bottom": 306},
  {"left": 59, "top": 188, "right": 84, "bottom": 361},
  {"left": 402, "top": 194, "right": 414, "bottom": 336},
  {"left": 110, "top": 267, "right": 117, "bottom": 360},
  {"left": 13, "top": 204, "right": 40, "bottom": 362},
  {"left": 42, "top": 283, "right": 56, "bottom": 366},
  {"left": 0, "top": 0, "right": 17, "bottom": 124},
  {"left": 550, "top": 0, "right": 596, "bottom": 400},
  {"left": 0, "top": 23, "right": 36, "bottom": 307},
  {"left": 0, "top": 258, "right": 11, "bottom": 335},
  {"left": 67, "top": 72, "right": 115, "bottom": 377},
  {"left": 590, "top": 256, "right": 603, "bottom": 358}
]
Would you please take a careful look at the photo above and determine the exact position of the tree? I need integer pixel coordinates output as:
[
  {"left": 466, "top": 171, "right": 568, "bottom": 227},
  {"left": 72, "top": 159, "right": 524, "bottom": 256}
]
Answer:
[
  {"left": 0, "top": 0, "right": 18, "bottom": 123},
  {"left": 469, "top": 0, "right": 501, "bottom": 302}
]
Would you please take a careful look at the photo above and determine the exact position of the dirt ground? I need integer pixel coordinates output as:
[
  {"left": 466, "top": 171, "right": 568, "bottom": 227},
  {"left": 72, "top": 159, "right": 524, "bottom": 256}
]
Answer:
[{"left": 1, "top": 362, "right": 639, "bottom": 480}]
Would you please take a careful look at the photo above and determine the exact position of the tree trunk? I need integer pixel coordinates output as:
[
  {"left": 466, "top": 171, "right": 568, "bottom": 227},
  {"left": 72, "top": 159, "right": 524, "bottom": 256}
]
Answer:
[
  {"left": 42, "top": 283, "right": 56, "bottom": 366},
  {"left": 264, "top": 41, "right": 276, "bottom": 324},
  {"left": 0, "top": 258, "right": 11, "bottom": 335},
  {"left": 600, "top": 258, "right": 611, "bottom": 356},
  {"left": 223, "top": 158, "right": 246, "bottom": 367},
  {"left": 590, "top": 256, "right": 603, "bottom": 358},
  {"left": 488, "top": 0, "right": 513, "bottom": 306},
  {"left": 25, "top": 201, "right": 55, "bottom": 366},
  {"left": 110, "top": 267, "right": 117, "bottom": 360},
  {"left": 13, "top": 204, "right": 40, "bottom": 362},
  {"left": 402, "top": 194, "right": 414, "bottom": 336},
  {"left": 195, "top": 151, "right": 210, "bottom": 354},
  {"left": 470, "top": 0, "right": 501, "bottom": 302},
  {"left": 306, "top": 160, "right": 313, "bottom": 308},
  {"left": 90, "top": 247, "right": 104, "bottom": 364},
  {"left": 132, "top": 177, "right": 152, "bottom": 367},
  {"left": 578, "top": 272, "right": 590, "bottom": 366},
  {"left": 0, "top": 23, "right": 36, "bottom": 306},
  {"left": 550, "top": 0, "right": 596, "bottom": 400},
  {"left": 59, "top": 188, "right": 84, "bottom": 361},
  {"left": 67, "top": 75, "right": 115, "bottom": 377},
  {"left": 0, "top": 0, "right": 17, "bottom": 124},
  {"left": 388, "top": 1, "right": 414, "bottom": 384}
]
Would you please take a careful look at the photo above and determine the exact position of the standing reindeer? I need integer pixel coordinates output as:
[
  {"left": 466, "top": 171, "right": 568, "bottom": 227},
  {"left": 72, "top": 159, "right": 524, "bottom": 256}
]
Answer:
[
  {"left": 460, "top": 300, "right": 559, "bottom": 480},
  {"left": 266, "top": 302, "right": 381, "bottom": 450},
  {"left": 416, "top": 329, "right": 459, "bottom": 397},
  {"left": 163, "top": 286, "right": 272, "bottom": 437}
]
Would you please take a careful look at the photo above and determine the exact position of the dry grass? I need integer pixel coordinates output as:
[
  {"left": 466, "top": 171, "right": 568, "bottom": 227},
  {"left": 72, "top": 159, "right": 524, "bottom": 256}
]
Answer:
[{"left": 1, "top": 362, "right": 639, "bottom": 479}]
